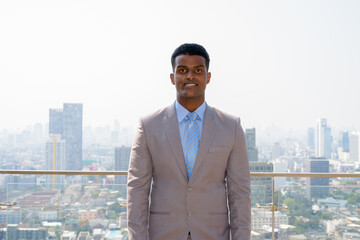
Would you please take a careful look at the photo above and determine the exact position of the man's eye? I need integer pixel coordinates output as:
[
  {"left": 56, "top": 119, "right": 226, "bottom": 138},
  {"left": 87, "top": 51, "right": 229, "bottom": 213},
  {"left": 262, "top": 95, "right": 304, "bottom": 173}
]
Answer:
[
  {"left": 179, "top": 69, "right": 186, "bottom": 73},
  {"left": 196, "top": 69, "right": 202, "bottom": 73}
]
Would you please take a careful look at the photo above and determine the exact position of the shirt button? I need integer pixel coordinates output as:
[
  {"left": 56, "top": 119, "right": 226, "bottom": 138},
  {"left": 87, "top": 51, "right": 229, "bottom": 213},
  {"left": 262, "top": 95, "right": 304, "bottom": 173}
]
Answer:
[
  {"left": 187, "top": 187, "right": 193, "bottom": 192},
  {"left": 187, "top": 211, "right": 192, "bottom": 217}
]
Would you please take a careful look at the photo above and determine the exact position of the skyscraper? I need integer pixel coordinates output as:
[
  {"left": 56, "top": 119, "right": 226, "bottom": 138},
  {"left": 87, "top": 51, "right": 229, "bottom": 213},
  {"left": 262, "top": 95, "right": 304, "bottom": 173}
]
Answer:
[
  {"left": 114, "top": 146, "right": 131, "bottom": 185},
  {"left": 349, "top": 132, "right": 360, "bottom": 162},
  {"left": 307, "top": 127, "right": 315, "bottom": 150},
  {"left": 49, "top": 109, "right": 63, "bottom": 135},
  {"left": 341, "top": 131, "right": 350, "bottom": 152},
  {"left": 245, "top": 128, "right": 258, "bottom": 162},
  {"left": 245, "top": 128, "right": 273, "bottom": 206},
  {"left": 249, "top": 162, "right": 273, "bottom": 207},
  {"left": 315, "top": 118, "right": 332, "bottom": 159},
  {"left": 63, "top": 103, "right": 83, "bottom": 170},
  {"left": 271, "top": 142, "right": 281, "bottom": 160},
  {"left": 46, "top": 134, "right": 66, "bottom": 189},
  {"left": 273, "top": 158, "right": 287, "bottom": 190},
  {"left": 306, "top": 157, "right": 329, "bottom": 200},
  {"left": 49, "top": 103, "right": 83, "bottom": 170}
]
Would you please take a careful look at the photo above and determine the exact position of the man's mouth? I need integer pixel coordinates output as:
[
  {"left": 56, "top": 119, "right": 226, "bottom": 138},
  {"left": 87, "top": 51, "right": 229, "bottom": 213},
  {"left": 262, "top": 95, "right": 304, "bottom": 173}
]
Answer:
[{"left": 184, "top": 83, "right": 197, "bottom": 87}]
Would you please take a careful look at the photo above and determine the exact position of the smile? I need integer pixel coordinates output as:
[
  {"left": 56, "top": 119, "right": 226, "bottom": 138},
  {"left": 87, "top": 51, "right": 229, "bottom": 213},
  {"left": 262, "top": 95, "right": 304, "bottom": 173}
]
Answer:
[{"left": 184, "top": 83, "right": 198, "bottom": 87}]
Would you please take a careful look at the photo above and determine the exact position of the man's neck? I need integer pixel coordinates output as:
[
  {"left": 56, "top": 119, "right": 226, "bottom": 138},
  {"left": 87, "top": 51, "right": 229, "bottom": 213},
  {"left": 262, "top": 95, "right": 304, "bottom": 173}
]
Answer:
[{"left": 177, "top": 98, "right": 205, "bottom": 112}]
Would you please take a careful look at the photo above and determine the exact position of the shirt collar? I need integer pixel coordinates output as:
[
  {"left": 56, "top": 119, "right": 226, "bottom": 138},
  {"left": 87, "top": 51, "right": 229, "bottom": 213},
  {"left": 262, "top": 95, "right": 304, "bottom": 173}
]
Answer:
[{"left": 175, "top": 100, "right": 206, "bottom": 123}]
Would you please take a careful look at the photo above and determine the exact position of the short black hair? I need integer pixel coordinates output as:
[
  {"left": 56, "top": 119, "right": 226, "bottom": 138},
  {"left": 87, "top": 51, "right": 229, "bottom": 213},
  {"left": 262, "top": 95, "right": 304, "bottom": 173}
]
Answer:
[{"left": 171, "top": 43, "right": 210, "bottom": 71}]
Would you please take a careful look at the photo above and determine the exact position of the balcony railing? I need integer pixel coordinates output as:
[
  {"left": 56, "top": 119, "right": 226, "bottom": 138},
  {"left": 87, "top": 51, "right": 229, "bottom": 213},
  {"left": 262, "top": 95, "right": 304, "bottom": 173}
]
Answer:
[{"left": 1, "top": 170, "right": 359, "bottom": 240}]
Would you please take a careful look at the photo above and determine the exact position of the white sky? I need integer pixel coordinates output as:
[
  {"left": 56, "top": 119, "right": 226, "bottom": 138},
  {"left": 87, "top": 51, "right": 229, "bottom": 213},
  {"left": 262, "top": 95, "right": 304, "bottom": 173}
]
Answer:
[{"left": 1, "top": 0, "right": 360, "bottom": 132}]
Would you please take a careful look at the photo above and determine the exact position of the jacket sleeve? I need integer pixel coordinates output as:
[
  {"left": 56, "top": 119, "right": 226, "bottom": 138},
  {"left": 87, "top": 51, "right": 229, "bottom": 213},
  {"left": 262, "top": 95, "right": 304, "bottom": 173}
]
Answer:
[
  {"left": 127, "top": 117, "right": 153, "bottom": 240},
  {"left": 227, "top": 117, "right": 251, "bottom": 240}
]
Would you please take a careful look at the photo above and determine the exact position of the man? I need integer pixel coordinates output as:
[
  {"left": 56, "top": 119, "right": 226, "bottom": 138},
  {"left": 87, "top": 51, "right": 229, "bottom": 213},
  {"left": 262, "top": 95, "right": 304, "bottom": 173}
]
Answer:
[{"left": 127, "top": 43, "right": 251, "bottom": 240}]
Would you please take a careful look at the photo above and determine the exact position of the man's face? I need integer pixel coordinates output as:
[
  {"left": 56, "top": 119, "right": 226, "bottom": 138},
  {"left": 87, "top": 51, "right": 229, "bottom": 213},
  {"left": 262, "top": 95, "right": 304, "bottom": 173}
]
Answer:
[{"left": 170, "top": 54, "right": 211, "bottom": 102}]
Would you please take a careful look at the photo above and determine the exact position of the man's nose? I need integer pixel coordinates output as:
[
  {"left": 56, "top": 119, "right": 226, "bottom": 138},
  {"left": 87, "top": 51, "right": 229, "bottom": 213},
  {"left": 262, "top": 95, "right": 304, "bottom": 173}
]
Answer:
[{"left": 186, "top": 70, "right": 195, "bottom": 80}]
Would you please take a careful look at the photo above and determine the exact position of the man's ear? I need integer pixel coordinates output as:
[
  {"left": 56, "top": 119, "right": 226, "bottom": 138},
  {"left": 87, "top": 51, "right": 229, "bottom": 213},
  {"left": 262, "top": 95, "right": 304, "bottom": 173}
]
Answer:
[
  {"left": 170, "top": 73, "right": 175, "bottom": 85},
  {"left": 206, "top": 72, "right": 211, "bottom": 84}
]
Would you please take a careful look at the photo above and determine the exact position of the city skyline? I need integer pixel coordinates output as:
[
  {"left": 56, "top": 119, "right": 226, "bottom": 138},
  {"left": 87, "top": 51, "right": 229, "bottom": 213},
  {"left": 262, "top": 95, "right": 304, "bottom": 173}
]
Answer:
[
  {"left": 1, "top": 1, "right": 360, "bottom": 132},
  {"left": 3, "top": 115, "right": 360, "bottom": 146}
]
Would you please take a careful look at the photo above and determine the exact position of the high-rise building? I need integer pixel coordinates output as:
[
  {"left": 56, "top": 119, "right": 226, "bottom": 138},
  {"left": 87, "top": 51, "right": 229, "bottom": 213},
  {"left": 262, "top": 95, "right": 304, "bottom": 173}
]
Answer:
[
  {"left": 115, "top": 146, "right": 131, "bottom": 185},
  {"left": 315, "top": 118, "right": 332, "bottom": 159},
  {"left": 349, "top": 132, "right": 360, "bottom": 162},
  {"left": 272, "top": 158, "right": 287, "bottom": 190},
  {"left": 4, "top": 175, "right": 36, "bottom": 191},
  {"left": 271, "top": 142, "right": 281, "bottom": 160},
  {"left": 245, "top": 128, "right": 272, "bottom": 206},
  {"left": 63, "top": 103, "right": 83, "bottom": 170},
  {"left": 307, "top": 128, "right": 315, "bottom": 150},
  {"left": 245, "top": 128, "right": 258, "bottom": 162},
  {"left": 49, "top": 109, "right": 63, "bottom": 135},
  {"left": 306, "top": 157, "right": 329, "bottom": 200},
  {"left": 249, "top": 162, "right": 273, "bottom": 207},
  {"left": 341, "top": 131, "right": 350, "bottom": 152},
  {"left": 49, "top": 103, "right": 83, "bottom": 170},
  {"left": 46, "top": 134, "right": 66, "bottom": 189},
  {"left": 0, "top": 209, "right": 20, "bottom": 224},
  {"left": 6, "top": 224, "right": 48, "bottom": 240}
]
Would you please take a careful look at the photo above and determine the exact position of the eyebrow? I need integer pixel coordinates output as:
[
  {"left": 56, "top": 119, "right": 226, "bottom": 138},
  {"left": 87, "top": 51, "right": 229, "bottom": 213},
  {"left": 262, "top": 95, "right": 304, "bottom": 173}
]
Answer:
[
  {"left": 176, "top": 65, "right": 187, "bottom": 69},
  {"left": 194, "top": 65, "right": 205, "bottom": 68},
  {"left": 176, "top": 65, "right": 205, "bottom": 69}
]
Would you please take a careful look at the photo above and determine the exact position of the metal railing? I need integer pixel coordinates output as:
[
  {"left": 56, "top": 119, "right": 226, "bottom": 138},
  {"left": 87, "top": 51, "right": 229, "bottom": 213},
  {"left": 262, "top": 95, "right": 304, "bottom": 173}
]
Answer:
[{"left": 1, "top": 170, "right": 359, "bottom": 178}]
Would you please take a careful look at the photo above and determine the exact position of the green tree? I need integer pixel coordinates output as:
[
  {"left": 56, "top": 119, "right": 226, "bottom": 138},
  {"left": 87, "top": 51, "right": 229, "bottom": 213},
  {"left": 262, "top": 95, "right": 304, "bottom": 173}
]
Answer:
[
  {"left": 283, "top": 198, "right": 296, "bottom": 211},
  {"left": 321, "top": 212, "right": 332, "bottom": 220},
  {"left": 342, "top": 180, "right": 356, "bottom": 185},
  {"left": 347, "top": 193, "right": 360, "bottom": 205},
  {"left": 77, "top": 223, "right": 92, "bottom": 236},
  {"left": 294, "top": 217, "right": 320, "bottom": 234},
  {"left": 91, "top": 190, "right": 100, "bottom": 199},
  {"left": 109, "top": 202, "right": 122, "bottom": 213}
]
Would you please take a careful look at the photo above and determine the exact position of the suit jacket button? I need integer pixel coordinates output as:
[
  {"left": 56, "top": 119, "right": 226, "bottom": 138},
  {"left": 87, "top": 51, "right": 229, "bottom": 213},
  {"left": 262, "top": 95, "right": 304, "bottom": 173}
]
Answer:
[
  {"left": 187, "top": 211, "right": 192, "bottom": 217},
  {"left": 187, "top": 187, "right": 193, "bottom": 192}
]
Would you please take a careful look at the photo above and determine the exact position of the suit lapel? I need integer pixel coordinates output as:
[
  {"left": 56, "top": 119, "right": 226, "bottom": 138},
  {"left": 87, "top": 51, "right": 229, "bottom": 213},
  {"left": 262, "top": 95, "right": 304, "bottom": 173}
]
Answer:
[
  {"left": 189, "top": 105, "right": 218, "bottom": 184},
  {"left": 164, "top": 104, "right": 187, "bottom": 180}
]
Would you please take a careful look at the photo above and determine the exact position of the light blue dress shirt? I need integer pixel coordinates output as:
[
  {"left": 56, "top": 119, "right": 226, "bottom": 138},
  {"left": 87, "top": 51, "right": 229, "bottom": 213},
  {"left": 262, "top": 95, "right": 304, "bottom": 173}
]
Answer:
[{"left": 175, "top": 101, "right": 206, "bottom": 158}]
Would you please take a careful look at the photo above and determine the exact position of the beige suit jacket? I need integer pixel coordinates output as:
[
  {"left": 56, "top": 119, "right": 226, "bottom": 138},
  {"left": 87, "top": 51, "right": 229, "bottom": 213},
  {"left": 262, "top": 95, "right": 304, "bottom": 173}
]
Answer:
[{"left": 127, "top": 103, "right": 251, "bottom": 240}]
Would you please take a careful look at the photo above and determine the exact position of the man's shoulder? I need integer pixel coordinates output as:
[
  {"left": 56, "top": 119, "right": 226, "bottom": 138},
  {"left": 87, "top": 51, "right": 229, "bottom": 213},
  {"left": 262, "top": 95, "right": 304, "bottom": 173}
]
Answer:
[
  {"left": 208, "top": 105, "right": 241, "bottom": 124},
  {"left": 140, "top": 104, "right": 174, "bottom": 124}
]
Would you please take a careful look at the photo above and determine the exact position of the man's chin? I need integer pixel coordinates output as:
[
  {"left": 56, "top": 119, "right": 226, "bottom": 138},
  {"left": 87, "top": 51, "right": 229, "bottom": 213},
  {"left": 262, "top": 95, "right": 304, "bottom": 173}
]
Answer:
[
  {"left": 180, "top": 94, "right": 199, "bottom": 99},
  {"left": 179, "top": 91, "right": 202, "bottom": 98},
  {"left": 178, "top": 95, "right": 205, "bottom": 103}
]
